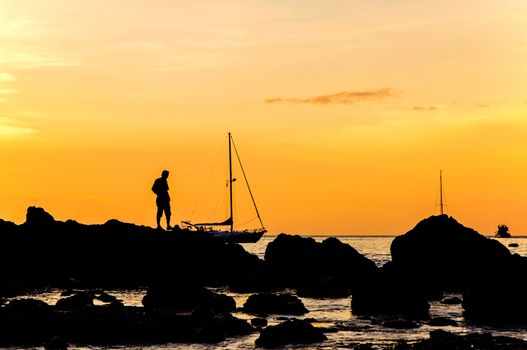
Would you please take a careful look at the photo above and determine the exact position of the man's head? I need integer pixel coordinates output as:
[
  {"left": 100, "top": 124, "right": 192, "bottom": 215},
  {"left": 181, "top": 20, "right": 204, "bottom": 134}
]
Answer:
[{"left": 161, "top": 170, "right": 169, "bottom": 179}]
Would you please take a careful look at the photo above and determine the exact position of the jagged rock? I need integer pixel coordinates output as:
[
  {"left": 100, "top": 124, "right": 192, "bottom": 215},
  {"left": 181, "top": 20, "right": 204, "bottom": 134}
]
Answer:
[
  {"left": 243, "top": 293, "right": 308, "bottom": 315},
  {"left": 25, "top": 206, "right": 55, "bottom": 226},
  {"left": 142, "top": 284, "right": 235, "bottom": 312},
  {"left": 265, "top": 234, "right": 377, "bottom": 296},
  {"left": 255, "top": 318, "right": 327, "bottom": 348}
]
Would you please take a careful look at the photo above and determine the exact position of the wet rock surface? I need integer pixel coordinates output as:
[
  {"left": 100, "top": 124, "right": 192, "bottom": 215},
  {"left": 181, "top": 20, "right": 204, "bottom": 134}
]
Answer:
[
  {"left": 255, "top": 318, "right": 327, "bottom": 348},
  {"left": 0, "top": 295, "right": 253, "bottom": 347},
  {"left": 3, "top": 207, "right": 527, "bottom": 347}
]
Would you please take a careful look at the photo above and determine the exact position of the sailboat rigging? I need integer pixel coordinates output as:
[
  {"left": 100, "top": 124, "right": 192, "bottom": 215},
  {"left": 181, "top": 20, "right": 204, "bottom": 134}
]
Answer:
[{"left": 182, "top": 133, "right": 266, "bottom": 243}]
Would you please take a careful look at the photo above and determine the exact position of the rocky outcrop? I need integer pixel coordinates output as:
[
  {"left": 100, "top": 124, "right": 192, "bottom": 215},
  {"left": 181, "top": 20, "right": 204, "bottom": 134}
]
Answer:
[
  {"left": 265, "top": 234, "right": 377, "bottom": 297},
  {"left": 387, "top": 215, "right": 527, "bottom": 323},
  {"left": 0, "top": 207, "right": 264, "bottom": 290},
  {"left": 390, "top": 215, "right": 511, "bottom": 293},
  {"left": 242, "top": 293, "right": 308, "bottom": 315},
  {"left": 255, "top": 319, "right": 326, "bottom": 348},
  {"left": 25, "top": 206, "right": 56, "bottom": 226}
]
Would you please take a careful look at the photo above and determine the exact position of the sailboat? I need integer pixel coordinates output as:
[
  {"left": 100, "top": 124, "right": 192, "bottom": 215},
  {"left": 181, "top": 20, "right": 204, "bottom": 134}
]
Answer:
[{"left": 182, "top": 132, "right": 267, "bottom": 243}]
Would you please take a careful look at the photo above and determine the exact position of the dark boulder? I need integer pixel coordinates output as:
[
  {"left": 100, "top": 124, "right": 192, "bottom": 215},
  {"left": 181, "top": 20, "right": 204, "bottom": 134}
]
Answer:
[
  {"left": 93, "top": 290, "right": 120, "bottom": 303},
  {"left": 255, "top": 318, "right": 327, "bottom": 348},
  {"left": 381, "top": 319, "right": 419, "bottom": 329},
  {"left": 0, "top": 299, "right": 56, "bottom": 346},
  {"left": 352, "top": 262, "right": 430, "bottom": 319},
  {"left": 265, "top": 234, "right": 377, "bottom": 296},
  {"left": 296, "top": 276, "right": 351, "bottom": 298},
  {"left": 391, "top": 215, "right": 511, "bottom": 293},
  {"left": 190, "top": 309, "right": 254, "bottom": 343},
  {"left": 142, "top": 284, "right": 235, "bottom": 312},
  {"left": 243, "top": 293, "right": 308, "bottom": 315},
  {"left": 251, "top": 317, "right": 268, "bottom": 328},
  {"left": 463, "top": 254, "right": 527, "bottom": 322},
  {"left": 395, "top": 330, "right": 527, "bottom": 350},
  {"left": 43, "top": 336, "right": 68, "bottom": 350},
  {"left": 56, "top": 291, "right": 94, "bottom": 309},
  {"left": 429, "top": 317, "right": 458, "bottom": 327}
]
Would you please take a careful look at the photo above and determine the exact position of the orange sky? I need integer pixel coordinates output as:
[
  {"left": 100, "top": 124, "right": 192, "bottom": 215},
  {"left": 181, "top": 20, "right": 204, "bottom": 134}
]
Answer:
[{"left": 1, "top": 0, "right": 527, "bottom": 235}]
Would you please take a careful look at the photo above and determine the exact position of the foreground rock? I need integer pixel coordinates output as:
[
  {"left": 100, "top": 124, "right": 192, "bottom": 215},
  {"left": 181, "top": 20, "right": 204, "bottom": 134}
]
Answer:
[
  {"left": 0, "top": 207, "right": 263, "bottom": 290},
  {"left": 462, "top": 253, "right": 527, "bottom": 322},
  {"left": 352, "top": 262, "right": 430, "bottom": 319},
  {"left": 0, "top": 297, "right": 253, "bottom": 347},
  {"left": 388, "top": 215, "right": 527, "bottom": 324},
  {"left": 243, "top": 293, "right": 308, "bottom": 315},
  {"left": 390, "top": 215, "right": 511, "bottom": 293},
  {"left": 255, "top": 319, "right": 327, "bottom": 348},
  {"left": 265, "top": 234, "right": 377, "bottom": 296}
]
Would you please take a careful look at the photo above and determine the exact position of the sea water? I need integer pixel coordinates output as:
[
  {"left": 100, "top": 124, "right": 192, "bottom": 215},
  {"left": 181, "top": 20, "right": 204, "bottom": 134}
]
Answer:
[{"left": 16, "top": 236, "right": 527, "bottom": 349}]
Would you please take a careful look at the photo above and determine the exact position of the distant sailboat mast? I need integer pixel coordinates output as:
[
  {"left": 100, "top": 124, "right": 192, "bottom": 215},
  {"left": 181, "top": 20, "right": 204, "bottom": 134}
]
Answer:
[
  {"left": 439, "top": 170, "right": 445, "bottom": 215},
  {"left": 228, "top": 132, "right": 234, "bottom": 232}
]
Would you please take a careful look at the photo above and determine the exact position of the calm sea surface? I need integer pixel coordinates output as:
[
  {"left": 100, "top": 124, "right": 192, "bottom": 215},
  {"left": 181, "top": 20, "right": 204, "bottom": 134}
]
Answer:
[{"left": 15, "top": 236, "right": 527, "bottom": 349}]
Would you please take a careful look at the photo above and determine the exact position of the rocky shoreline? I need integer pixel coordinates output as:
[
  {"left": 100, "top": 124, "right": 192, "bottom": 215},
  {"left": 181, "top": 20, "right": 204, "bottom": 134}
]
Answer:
[{"left": 1, "top": 207, "right": 527, "bottom": 348}]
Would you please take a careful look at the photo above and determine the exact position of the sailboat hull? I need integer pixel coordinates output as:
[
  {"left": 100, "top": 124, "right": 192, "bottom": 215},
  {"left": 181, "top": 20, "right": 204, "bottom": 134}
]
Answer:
[{"left": 208, "top": 229, "right": 266, "bottom": 243}]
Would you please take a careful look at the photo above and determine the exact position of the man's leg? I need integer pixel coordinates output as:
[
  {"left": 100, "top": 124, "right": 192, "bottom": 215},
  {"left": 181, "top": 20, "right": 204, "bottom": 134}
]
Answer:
[
  {"left": 156, "top": 206, "right": 163, "bottom": 229},
  {"left": 165, "top": 205, "right": 172, "bottom": 230}
]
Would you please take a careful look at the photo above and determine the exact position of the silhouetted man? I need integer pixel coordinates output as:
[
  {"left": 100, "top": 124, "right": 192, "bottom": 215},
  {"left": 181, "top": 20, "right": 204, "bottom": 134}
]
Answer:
[{"left": 152, "top": 170, "right": 172, "bottom": 230}]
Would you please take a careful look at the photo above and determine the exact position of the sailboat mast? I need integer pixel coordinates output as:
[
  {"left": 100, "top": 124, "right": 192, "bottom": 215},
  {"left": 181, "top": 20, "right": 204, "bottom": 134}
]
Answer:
[
  {"left": 439, "top": 170, "right": 444, "bottom": 215},
  {"left": 228, "top": 132, "right": 234, "bottom": 232}
]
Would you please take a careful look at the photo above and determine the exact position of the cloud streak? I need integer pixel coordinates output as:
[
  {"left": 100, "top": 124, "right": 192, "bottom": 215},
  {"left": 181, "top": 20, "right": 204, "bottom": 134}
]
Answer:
[
  {"left": 265, "top": 88, "right": 394, "bottom": 105},
  {"left": 0, "top": 72, "right": 15, "bottom": 82},
  {"left": 0, "top": 117, "right": 36, "bottom": 137},
  {"left": 0, "top": 88, "right": 18, "bottom": 95}
]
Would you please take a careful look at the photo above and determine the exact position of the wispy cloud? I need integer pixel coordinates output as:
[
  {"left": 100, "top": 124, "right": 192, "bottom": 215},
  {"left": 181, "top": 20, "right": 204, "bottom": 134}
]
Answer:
[
  {"left": 265, "top": 88, "right": 394, "bottom": 105},
  {"left": 0, "top": 88, "right": 18, "bottom": 95},
  {"left": 412, "top": 106, "right": 437, "bottom": 111},
  {"left": 0, "top": 72, "right": 15, "bottom": 82},
  {"left": 0, "top": 117, "right": 36, "bottom": 137}
]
